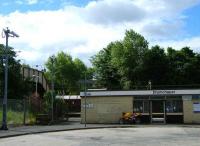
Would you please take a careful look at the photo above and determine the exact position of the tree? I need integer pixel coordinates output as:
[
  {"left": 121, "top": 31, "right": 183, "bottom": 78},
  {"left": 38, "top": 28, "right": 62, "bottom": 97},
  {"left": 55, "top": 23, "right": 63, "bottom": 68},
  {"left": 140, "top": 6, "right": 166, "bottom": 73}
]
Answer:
[
  {"left": 0, "top": 44, "right": 32, "bottom": 99},
  {"left": 92, "top": 30, "right": 149, "bottom": 89},
  {"left": 167, "top": 47, "right": 200, "bottom": 86},
  {"left": 45, "top": 52, "right": 89, "bottom": 94},
  {"left": 92, "top": 29, "right": 200, "bottom": 90},
  {"left": 111, "top": 30, "right": 149, "bottom": 89},
  {"left": 142, "top": 45, "right": 169, "bottom": 87},
  {"left": 74, "top": 58, "right": 87, "bottom": 80},
  {"left": 91, "top": 43, "right": 121, "bottom": 89}
]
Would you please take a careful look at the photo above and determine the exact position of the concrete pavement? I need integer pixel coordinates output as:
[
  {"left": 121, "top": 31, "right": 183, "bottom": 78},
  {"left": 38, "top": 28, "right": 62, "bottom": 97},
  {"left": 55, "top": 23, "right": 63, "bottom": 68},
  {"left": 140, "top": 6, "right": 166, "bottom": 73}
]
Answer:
[
  {"left": 1, "top": 127, "right": 200, "bottom": 146},
  {"left": 0, "top": 124, "right": 135, "bottom": 138},
  {"left": 1, "top": 118, "right": 200, "bottom": 139},
  {"left": 0, "top": 118, "right": 134, "bottom": 138}
]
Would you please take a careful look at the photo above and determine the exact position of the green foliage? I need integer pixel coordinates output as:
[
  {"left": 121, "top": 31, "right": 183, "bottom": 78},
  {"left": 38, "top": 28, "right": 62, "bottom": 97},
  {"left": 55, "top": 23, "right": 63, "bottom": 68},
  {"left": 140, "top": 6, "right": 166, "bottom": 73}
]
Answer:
[
  {"left": 91, "top": 29, "right": 200, "bottom": 90},
  {"left": 142, "top": 45, "right": 169, "bottom": 85},
  {"left": 91, "top": 43, "right": 121, "bottom": 89},
  {"left": 54, "top": 98, "right": 68, "bottom": 119},
  {"left": 0, "top": 108, "right": 35, "bottom": 125},
  {"left": 0, "top": 110, "right": 23, "bottom": 125},
  {"left": 112, "top": 30, "right": 148, "bottom": 89},
  {"left": 6, "top": 110, "right": 24, "bottom": 125},
  {"left": 42, "top": 92, "right": 52, "bottom": 113},
  {"left": 167, "top": 47, "right": 200, "bottom": 85},
  {"left": 0, "top": 44, "right": 32, "bottom": 99},
  {"left": 92, "top": 29, "right": 149, "bottom": 89},
  {"left": 74, "top": 58, "right": 87, "bottom": 79},
  {"left": 42, "top": 91, "right": 68, "bottom": 119},
  {"left": 45, "top": 52, "right": 90, "bottom": 94}
]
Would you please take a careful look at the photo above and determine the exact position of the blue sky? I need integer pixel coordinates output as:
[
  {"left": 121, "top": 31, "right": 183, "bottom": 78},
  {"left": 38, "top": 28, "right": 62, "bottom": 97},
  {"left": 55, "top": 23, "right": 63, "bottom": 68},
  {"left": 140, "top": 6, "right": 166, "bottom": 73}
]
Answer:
[
  {"left": 183, "top": 3, "right": 200, "bottom": 37},
  {"left": 0, "top": 0, "right": 200, "bottom": 67},
  {"left": 0, "top": 0, "right": 91, "bottom": 14}
]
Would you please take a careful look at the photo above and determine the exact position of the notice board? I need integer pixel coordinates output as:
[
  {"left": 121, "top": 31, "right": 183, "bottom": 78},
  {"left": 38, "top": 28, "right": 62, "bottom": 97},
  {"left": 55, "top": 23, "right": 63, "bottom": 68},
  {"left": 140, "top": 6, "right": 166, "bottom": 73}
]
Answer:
[{"left": 193, "top": 102, "right": 200, "bottom": 113}]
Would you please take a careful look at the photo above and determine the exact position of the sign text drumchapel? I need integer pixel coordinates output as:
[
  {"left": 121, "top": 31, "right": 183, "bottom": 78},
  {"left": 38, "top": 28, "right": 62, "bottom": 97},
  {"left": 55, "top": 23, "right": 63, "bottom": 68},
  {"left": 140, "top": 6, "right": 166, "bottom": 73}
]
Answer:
[{"left": 153, "top": 90, "right": 175, "bottom": 95}]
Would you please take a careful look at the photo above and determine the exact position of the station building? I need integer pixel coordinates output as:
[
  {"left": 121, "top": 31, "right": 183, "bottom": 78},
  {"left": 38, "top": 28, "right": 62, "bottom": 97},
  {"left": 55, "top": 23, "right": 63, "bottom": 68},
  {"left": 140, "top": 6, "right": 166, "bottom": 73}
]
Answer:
[{"left": 80, "top": 89, "right": 200, "bottom": 124}]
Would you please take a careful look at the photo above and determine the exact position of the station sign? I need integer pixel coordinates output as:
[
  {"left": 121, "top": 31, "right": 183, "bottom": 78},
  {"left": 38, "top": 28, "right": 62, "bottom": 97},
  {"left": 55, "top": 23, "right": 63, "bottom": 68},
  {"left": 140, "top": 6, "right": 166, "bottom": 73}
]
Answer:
[
  {"left": 153, "top": 90, "right": 175, "bottom": 95},
  {"left": 82, "top": 103, "right": 94, "bottom": 109}
]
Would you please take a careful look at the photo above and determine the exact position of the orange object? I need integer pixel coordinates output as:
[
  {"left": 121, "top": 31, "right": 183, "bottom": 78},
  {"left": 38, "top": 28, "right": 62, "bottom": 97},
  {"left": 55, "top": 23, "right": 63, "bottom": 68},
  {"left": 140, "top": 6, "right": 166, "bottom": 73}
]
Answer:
[{"left": 119, "top": 112, "right": 142, "bottom": 124}]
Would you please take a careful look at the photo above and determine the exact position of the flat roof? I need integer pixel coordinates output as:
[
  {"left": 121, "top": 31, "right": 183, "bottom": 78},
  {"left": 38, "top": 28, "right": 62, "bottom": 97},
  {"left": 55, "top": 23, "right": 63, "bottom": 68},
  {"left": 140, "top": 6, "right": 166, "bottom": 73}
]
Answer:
[{"left": 80, "top": 89, "right": 200, "bottom": 97}]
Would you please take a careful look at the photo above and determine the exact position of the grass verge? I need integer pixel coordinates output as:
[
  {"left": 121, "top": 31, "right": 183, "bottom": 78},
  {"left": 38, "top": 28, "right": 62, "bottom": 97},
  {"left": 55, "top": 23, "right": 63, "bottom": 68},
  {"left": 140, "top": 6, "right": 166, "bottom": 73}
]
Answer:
[{"left": 0, "top": 109, "right": 36, "bottom": 125}]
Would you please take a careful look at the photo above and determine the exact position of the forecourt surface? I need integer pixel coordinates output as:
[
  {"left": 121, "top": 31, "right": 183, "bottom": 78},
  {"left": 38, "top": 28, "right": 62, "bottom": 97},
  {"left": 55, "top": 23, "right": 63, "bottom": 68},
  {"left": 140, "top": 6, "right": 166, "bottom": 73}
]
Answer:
[{"left": 0, "top": 127, "right": 200, "bottom": 146}]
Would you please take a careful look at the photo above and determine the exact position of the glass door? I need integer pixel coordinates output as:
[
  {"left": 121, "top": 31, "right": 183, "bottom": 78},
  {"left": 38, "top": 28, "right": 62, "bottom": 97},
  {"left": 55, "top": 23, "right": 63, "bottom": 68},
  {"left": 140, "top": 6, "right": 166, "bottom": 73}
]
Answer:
[{"left": 151, "top": 100, "right": 165, "bottom": 123}]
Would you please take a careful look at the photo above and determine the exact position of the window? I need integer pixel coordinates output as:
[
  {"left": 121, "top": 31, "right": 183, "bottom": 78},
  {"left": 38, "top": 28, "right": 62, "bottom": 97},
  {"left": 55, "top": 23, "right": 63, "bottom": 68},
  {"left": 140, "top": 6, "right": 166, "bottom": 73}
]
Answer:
[
  {"left": 166, "top": 100, "right": 183, "bottom": 113},
  {"left": 150, "top": 96, "right": 165, "bottom": 100},
  {"left": 134, "top": 96, "right": 149, "bottom": 100},
  {"left": 133, "top": 100, "right": 149, "bottom": 113},
  {"left": 166, "top": 96, "right": 182, "bottom": 100},
  {"left": 192, "top": 95, "right": 200, "bottom": 100},
  {"left": 133, "top": 101, "right": 143, "bottom": 112},
  {"left": 144, "top": 101, "right": 150, "bottom": 113}
]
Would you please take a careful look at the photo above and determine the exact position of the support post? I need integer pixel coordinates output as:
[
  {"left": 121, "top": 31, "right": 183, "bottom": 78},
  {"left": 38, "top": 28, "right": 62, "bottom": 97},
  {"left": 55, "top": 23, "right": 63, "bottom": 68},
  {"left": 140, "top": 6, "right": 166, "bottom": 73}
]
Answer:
[
  {"left": 84, "top": 72, "right": 87, "bottom": 127},
  {"left": 23, "top": 98, "right": 26, "bottom": 125},
  {"left": 1, "top": 29, "right": 9, "bottom": 130}
]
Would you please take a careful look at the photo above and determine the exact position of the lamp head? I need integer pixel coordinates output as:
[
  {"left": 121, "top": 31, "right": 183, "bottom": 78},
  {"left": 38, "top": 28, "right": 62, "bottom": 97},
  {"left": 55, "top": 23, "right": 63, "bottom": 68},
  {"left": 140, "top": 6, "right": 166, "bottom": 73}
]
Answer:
[
  {"left": 10, "top": 31, "right": 19, "bottom": 37},
  {"left": 2, "top": 28, "right": 19, "bottom": 37}
]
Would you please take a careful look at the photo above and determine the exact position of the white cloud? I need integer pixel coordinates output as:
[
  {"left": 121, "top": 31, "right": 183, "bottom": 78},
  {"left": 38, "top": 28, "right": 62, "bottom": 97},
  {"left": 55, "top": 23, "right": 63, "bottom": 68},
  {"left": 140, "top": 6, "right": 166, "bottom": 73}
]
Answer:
[
  {"left": 0, "top": 0, "right": 200, "bottom": 67},
  {"left": 84, "top": 0, "right": 146, "bottom": 24},
  {"left": 142, "top": 20, "right": 185, "bottom": 40},
  {"left": 133, "top": 0, "right": 200, "bottom": 39},
  {"left": 152, "top": 37, "right": 200, "bottom": 52},
  {"left": 26, "top": 0, "right": 38, "bottom": 5}
]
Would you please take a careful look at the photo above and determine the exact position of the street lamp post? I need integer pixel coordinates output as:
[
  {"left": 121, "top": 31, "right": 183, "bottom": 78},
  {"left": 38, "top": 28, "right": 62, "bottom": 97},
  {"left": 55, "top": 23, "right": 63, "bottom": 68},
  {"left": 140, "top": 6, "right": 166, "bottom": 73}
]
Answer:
[
  {"left": 0, "top": 27, "right": 19, "bottom": 130},
  {"left": 79, "top": 74, "right": 96, "bottom": 128}
]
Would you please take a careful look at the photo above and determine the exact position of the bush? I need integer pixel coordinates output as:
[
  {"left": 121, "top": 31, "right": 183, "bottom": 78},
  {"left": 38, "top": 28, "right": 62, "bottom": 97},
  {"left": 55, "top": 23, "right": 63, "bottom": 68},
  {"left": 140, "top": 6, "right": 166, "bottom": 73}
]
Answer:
[
  {"left": 42, "top": 92, "right": 52, "bottom": 114},
  {"left": 54, "top": 98, "right": 68, "bottom": 119}
]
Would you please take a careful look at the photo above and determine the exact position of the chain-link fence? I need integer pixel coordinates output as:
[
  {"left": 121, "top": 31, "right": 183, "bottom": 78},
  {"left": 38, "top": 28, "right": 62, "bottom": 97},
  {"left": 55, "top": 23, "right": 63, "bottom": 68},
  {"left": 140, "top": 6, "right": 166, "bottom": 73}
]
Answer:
[
  {"left": 0, "top": 98, "right": 36, "bottom": 126},
  {"left": 0, "top": 96, "right": 74, "bottom": 126}
]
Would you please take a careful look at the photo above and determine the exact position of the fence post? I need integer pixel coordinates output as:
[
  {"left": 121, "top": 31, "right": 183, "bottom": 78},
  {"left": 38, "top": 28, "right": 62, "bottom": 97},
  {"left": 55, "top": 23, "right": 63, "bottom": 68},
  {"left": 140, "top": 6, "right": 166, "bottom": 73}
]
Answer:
[{"left": 23, "top": 98, "right": 26, "bottom": 125}]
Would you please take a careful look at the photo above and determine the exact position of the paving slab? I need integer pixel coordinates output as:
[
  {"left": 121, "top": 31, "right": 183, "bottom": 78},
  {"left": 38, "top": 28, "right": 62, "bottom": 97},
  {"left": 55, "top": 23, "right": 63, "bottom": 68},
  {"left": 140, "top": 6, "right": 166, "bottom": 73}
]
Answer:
[
  {"left": 1, "top": 121, "right": 200, "bottom": 139},
  {"left": 1, "top": 127, "right": 200, "bottom": 146},
  {"left": 0, "top": 123, "right": 134, "bottom": 138}
]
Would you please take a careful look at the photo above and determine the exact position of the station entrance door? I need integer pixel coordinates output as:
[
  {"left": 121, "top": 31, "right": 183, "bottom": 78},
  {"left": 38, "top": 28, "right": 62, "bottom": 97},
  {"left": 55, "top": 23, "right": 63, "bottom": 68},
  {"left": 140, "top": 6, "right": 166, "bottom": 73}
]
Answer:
[{"left": 151, "top": 100, "right": 165, "bottom": 123}]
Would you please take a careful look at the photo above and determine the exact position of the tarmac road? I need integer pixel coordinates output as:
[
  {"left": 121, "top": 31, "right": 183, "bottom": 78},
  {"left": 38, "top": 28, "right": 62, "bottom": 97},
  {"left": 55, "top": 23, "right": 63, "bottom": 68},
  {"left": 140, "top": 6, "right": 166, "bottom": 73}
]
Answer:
[{"left": 0, "top": 127, "right": 200, "bottom": 146}]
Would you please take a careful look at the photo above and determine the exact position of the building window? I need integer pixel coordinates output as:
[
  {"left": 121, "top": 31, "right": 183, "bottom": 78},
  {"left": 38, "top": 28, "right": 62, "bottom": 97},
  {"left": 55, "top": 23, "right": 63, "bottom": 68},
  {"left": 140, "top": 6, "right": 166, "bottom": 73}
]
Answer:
[
  {"left": 144, "top": 101, "right": 149, "bottom": 113},
  {"left": 133, "top": 101, "right": 143, "bottom": 112},
  {"left": 166, "top": 100, "right": 183, "bottom": 113},
  {"left": 166, "top": 96, "right": 182, "bottom": 100},
  {"left": 192, "top": 95, "right": 200, "bottom": 100},
  {"left": 133, "top": 100, "right": 149, "bottom": 113}
]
